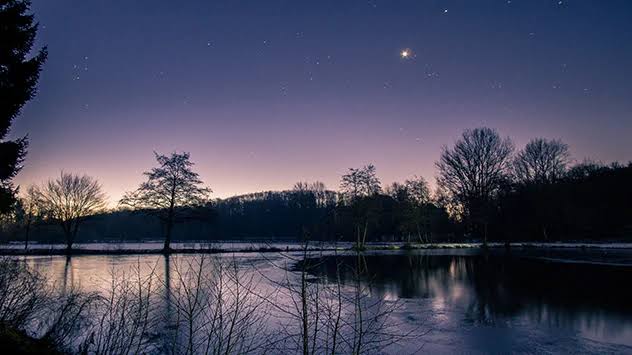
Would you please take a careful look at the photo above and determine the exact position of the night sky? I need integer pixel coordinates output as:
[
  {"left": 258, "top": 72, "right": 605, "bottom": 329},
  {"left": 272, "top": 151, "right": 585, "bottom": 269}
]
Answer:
[{"left": 10, "top": 0, "right": 632, "bottom": 203}]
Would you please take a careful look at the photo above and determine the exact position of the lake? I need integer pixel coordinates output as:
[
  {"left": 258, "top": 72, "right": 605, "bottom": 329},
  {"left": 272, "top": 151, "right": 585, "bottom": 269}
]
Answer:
[{"left": 21, "top": 247, "right": 632, "bottom": 354}]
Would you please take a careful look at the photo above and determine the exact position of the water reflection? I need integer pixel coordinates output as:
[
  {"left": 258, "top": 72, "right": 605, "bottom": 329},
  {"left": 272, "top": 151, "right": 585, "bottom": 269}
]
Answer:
[
  {"left": 309, "top": 250, "right": 632, "bottom": 346},
  {"left": 21, "top": 250, "right": 632, "bottom": 352}
]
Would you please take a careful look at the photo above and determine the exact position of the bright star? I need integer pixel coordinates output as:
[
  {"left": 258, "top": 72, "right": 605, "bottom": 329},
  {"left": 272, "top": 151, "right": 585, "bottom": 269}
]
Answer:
[{"left": 400, "top": 49, "right": 412, "bottom": 59}]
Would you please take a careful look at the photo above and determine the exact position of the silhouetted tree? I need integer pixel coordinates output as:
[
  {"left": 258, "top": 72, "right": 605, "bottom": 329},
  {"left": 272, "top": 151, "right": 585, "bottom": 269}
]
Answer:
[
  {"left": 293, "top": 181, "right": 331, "bottom": 208},
  {"left": 404, "top": 176, "right": 431, "bottom": 206},
  {"left": 119, "top": 152, "right": 211, "bottom": 251},
  {"left": 513, "top": 138, "right": 570, "bottom": 184},
  {"left": 207, "top": 187, "right": 338, "bottom": 241},
  {"left": 388, "top": 177, "right": 432, "bottom": 243},
  {"left": 290, "top": 181, "right": 335, "bottom": 238},
  {"left": 15, "top": 185, "right": 38, "bottom": 249},
  {"left": 340, "top": 164, "right": 381, "bottom": 201},
  {"left": 0, "top": 0, "right": 47, "bottom": 214},
  {"left": 35, "top": 172, "right": 107, "bottom": 251},
  {"left": 564, "top": 160, "right": 605, "bottom": 180},
  {"left": 507, "top": 138, "right": 571, "bottom": 240},
  {"left": 436, "top": 127, "right": 514, "bottom": 243},
  {"left": 339, "top": 165, "right": 382, "bottom": 248},
  {"left": 496, "top": 161, "right": 632, "bottom": 242}
]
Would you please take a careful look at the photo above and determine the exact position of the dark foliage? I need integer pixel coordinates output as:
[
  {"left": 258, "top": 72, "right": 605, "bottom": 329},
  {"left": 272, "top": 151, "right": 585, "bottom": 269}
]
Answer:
[
  {"left": 8, "top": 187, "right": 455, "bottom": 244},
  {"left": 436, "top": 127, "right": 514, "bottom": 242},
  {"left": 494, "top": 162, "right": 632, "bottom": 241},
  {"left": 210, "top": 189, "right": 338, "bottom": 240},
  {"left": 0, "top": 0, "right": 47, "bottom": 213},
  {"left": 4, "top": 160, "right": 630, "bottom": 244}
]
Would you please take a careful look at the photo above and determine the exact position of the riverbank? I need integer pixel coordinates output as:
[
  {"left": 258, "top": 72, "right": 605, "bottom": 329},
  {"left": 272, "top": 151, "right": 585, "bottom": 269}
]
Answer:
[{"left": 1, "top": 241, "right": 631, "bottom": 256}]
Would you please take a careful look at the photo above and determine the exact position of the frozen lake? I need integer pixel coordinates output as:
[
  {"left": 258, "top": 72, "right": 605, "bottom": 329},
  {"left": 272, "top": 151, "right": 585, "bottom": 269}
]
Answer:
[{"left": 19, "top": 248, "right": 632, "bottom": 353}]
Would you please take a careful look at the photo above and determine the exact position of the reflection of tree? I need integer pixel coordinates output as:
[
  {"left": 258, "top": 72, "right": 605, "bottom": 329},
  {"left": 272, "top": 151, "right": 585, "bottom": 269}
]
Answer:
[
  {"left": 308, "top": 252, "right": 632, "bottom": 333},
  {"left": 62, "top": 255, "right": 74, "bottom": 292},
  {"left": 162, "top": 253, "right": 172, "bottom": 352},
  {"left": 263, "top": 243, "right": 415, "bottom": 354}
]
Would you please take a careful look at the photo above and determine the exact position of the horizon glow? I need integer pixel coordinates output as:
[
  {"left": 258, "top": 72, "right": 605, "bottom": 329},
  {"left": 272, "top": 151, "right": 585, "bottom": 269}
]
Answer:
[{"left": 9, "top": 0, "right": 632, "bottom": 205}]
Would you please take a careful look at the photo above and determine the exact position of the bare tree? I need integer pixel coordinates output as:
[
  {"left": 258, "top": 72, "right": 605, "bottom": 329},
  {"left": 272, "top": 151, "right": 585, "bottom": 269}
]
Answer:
[
  {"left": 436, "top": 127, "right": 514, "bottom": 243},
  {"left": 257, "top": 244, "right": 414, "bottom": 354},
  {"left": 163, "top": 255, "right": 269, "bottom": 355},
  {"left": 513, "top": 138, "right": 571, "bottom": 184},
  {"left": 340, "top": 164, "right": 381, "bottom": 202},
  {"left": 119, "top": 152, "right": 211, "bottom": 251},
  {"left": 80, "top": 262, "right": 159, "bottom": 355},
  {"left": 404, "top": 176, "right": 431, "bottom": 206},
  {"left": 340, "top": 165, "right": 382, "bottom": 248},
  {"left": 0, "top": 257, "right": 97, "bottom": 352},
  {"left": 388, "top": 177, "right": 432, "bottom": 243},
  {"left": 17, "top": 185, "right": 39, "bottom": 249},
  {"left": 35, "top": 172, "right": 107, "bottom": 251},
  {"left": 0, "top": 257, "right": 50, "bottom": 329},
  {"left": 293, "top": 181, "right": 332, "bottom": 208}
]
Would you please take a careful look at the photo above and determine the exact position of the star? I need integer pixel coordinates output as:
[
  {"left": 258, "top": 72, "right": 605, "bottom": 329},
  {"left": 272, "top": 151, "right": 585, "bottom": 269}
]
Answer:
[{"left": 400, "top": 49, "right": 412, "bottom": 59}]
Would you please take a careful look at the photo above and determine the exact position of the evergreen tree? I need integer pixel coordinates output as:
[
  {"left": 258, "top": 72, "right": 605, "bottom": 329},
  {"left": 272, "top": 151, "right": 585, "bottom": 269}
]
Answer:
[{"left": 0, "top": 0, "right": 47, "bottom": 213}]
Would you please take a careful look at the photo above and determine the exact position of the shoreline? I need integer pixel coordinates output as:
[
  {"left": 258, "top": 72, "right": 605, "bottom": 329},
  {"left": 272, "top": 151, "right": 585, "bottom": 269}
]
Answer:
[{"left": 1, "top": 241, "right": 631, "bottom": 256}]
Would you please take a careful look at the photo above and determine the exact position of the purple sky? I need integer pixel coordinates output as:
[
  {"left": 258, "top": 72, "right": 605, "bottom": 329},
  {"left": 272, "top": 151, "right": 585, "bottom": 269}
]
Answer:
[{"left": 10, "top": 0, "right": 632, "bottom": 204}]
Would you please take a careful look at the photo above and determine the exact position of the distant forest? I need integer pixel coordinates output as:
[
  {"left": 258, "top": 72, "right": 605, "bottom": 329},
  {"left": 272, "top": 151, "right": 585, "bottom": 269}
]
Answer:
[
  {"left": 1, "top": 187, "right": 453, "bottom": 244},
  {"left": 2, "top": 158, "right": 631, "bottom": 245},
  {"left": 2, "top": 2, "right": 631, "bottom": 250}
]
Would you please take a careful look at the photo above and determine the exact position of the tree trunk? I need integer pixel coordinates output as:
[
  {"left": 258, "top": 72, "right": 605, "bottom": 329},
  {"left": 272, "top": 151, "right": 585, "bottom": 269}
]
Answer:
[
  {"left": 415, "top": 222, "right": 422, "bottom": 244},
  {"left": 65, "top": 235, "right": 73, "bottom": 253},
  {"left": 66, "top": 221, "right": 79, "bottom": 253},
  {"left": 62, "top": 222, "right": 73, "bottom": 253},
  {"left": 24, "top": 220, "right": 31, "bottom": 250},
  {"left": 164, "top": 221, "right": 173, "bottom": 251},
  {"left": 165, "top": 182, "right": 177, "bottom": 252},
  {"left": 164, "top": 208, "right": 174, "bottom": 252},
  {"left": 361, "top": 219, "right": 368, "bottom": 248}
]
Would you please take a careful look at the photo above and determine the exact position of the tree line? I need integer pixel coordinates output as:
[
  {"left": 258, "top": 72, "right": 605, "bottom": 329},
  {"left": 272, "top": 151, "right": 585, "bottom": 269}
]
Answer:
[
  {"left": 1, "top": 130, "right": 631, "bottom": 251},
  {"left": 1, "top": 1, "right": 630, "bottom": 252}
]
